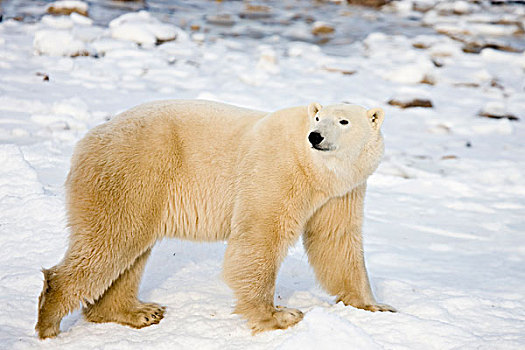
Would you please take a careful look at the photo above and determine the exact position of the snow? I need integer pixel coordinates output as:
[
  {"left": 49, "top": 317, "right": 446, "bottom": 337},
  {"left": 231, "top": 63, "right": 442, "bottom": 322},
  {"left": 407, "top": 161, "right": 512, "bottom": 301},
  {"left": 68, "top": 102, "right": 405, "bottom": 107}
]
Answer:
[
  {"left": 109, "top": 11, "right": 180, "bottom": 47},
  {"left": 70, "top": 13, "right": 93, "bottom": 26},
  {"left": 33, "top": 30, "right": 87, "bottom": 57},
  {"left": 0, "top": 0, "right": 524, "bottom": 349}
]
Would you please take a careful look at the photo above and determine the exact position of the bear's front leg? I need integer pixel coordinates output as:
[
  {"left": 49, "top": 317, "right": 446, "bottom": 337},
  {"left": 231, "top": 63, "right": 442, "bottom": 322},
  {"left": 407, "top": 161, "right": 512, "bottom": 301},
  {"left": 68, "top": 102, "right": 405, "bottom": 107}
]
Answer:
[
  {"left": 223, "top": 224, "right": 304, "bottom": 334},
  {"left": 304, "top": 183, "right": 396, "bottom": 313}
]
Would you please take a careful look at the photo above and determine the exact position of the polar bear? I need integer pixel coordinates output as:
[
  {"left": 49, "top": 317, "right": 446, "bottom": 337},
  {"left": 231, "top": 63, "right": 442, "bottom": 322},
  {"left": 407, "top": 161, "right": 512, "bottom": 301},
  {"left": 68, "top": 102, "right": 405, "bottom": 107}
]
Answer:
[{"left": 36, "top": 100, "right": 395, "bottom": 339}]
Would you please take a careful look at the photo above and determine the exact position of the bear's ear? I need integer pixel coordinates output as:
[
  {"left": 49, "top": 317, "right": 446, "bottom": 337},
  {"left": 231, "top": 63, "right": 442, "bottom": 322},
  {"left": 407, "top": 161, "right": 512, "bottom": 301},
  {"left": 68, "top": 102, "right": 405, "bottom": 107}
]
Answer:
[
  {"left": 308, "top": 102, "right": 322, "bottom": 118},
  {"left": 367, "top": 108, "right": 385, "bottom": 129}
]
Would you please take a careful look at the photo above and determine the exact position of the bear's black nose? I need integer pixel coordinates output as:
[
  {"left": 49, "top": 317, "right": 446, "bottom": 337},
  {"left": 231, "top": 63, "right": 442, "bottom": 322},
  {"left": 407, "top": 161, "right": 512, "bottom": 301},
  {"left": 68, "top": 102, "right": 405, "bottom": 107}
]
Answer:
[{"left": 308, "top": 132, "right": 324, "bottom": 146}]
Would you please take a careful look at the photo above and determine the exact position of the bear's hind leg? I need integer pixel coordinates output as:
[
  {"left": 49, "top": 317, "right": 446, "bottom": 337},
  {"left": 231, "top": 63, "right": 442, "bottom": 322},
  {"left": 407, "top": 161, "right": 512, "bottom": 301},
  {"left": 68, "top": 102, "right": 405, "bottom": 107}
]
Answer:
[
  {"left": 36, "top": 237, "right": 158, "bottom": 339},
  {"left": 82, "top": 248, "right": 166, "bottom": 328},
  {"left": 35, "top": 266, "right": 66, "bottom": 339}
]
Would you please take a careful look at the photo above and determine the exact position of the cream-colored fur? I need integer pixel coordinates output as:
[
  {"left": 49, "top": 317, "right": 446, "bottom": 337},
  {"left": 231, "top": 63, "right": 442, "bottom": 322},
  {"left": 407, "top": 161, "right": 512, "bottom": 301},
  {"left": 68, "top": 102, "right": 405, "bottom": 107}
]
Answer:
[{"left": 36, "top": 100, "right": 394, "bottom": 339}]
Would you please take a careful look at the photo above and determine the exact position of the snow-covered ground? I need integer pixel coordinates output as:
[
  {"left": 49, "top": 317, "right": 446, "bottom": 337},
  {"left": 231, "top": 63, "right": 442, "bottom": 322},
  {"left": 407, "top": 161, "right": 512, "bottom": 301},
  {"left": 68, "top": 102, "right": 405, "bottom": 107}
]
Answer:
[{"left": 1, "top": 1, "right": 524, "bottom": 349}]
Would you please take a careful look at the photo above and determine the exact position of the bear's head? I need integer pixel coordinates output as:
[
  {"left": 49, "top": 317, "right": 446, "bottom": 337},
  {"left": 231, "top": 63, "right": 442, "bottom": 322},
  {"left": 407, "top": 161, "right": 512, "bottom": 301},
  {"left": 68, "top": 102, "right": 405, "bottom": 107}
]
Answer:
[{"left": 307, "top": 102, "right": 385, "bottom": 164}]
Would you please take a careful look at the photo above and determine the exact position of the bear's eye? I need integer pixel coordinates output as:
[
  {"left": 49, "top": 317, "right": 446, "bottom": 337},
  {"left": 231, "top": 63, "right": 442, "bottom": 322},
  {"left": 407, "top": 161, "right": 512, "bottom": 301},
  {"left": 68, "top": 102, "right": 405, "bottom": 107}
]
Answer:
[
  {"left": 340, "top": 120, "right": 349, "bottom": 125},
  {"left": 315, "top": 117, "right": 319, "bottom": 122}
]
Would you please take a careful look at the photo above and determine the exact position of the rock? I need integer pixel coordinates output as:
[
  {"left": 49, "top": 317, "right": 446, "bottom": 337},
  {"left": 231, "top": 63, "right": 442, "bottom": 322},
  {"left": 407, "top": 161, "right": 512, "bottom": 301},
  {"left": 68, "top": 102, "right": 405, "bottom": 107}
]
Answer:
[
  {"left": 479, "top": 102, "right": 519, "bottom": 121},
  {"left": 429, "top": 43, "right": 463, "bottom": 58},
  {"left": 479, "top": 111, "right": 519, "bottom": 121},
  {"left": 490, "top": 79, "right": 504, "bottom": 90},
  {"left": 462, "top": 42, "right": 522, "bottom": 54},
  {"left": 413, "top": 1, "right": 435, "bottom": 12},
  {"left": 109, "top": 11, "right": 178, "bottom": 46},
  {"left": 431, "top": 58, "right": 444, "bottom": 67},
  {"left": 435, "top": 25, "right": 470, "bottom": 36},
  {"left": 453, "top": 1, "right": 472, "bottom": 14},
  {"left": 36, "top": 72, "right": 50, "bottom": 81},
  {"left": 206, "top": 14, "right": 236, "bottom": 26},
  {"left": 441, "top": 155, "right": 459, "bottom": 160},
  {"left": 413, "top": 42, "right": 430, "bottom": 49},
  {"left": 434, "top": 29, "right": 523, "bottom": 54},
  {"left": 347, "top": 0, "right": 390, "bottom": 7},
  {"left": 420, "top": 74, "right": 435, "bottom": 85},
  {"left": 490, "top": 0, "right": 525, "bottom": 5},
  {"left": 312, "top": 21, "right": 335, "bottom": 35},
  {"left": 434, "top": 0, "right": 473, "bottom": 15},
  {"left": 240, "top": 4, "right": 273, "bottom": 19},
  {"left": 388, "top": 98, "right": 433, "bottom": 108},
  {"left": 438, "top": 23, "right": 521, "bottom": 37},
  {"left": 428, "top": 124, "right": 451, "bottom": 134},
  {"left": 322, "top": 66, "right": 356, "bottom": 75},
  {"left": 454, "top": 82, "right": 480, "bottom": 88},
  {"left": 46, "top": 1, "right": 89, "bottom": 17},
  {"left": 290, "top": 13, "right": 315, "bottom": 24}
]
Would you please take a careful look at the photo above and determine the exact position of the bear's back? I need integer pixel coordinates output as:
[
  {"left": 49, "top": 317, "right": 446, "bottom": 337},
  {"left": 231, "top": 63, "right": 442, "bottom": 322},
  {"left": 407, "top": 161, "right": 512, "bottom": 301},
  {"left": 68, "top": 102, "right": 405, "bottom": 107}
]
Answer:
[{"left": 67, "top": 100, "right": 269, "bottom": 242}]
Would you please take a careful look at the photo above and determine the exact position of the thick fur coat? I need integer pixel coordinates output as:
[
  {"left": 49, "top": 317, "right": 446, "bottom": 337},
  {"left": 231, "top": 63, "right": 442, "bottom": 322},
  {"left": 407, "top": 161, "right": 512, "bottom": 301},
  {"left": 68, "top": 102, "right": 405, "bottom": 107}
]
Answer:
[{"left": 36, "top": 100, "right": 395, "bottom": 339}]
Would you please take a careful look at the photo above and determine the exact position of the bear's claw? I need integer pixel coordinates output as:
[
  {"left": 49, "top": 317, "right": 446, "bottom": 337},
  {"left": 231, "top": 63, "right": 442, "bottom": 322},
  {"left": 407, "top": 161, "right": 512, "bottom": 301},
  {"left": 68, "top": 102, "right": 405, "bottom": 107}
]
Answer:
[{"left": 362, "top": 303, "right": 397, "bottom": 313}]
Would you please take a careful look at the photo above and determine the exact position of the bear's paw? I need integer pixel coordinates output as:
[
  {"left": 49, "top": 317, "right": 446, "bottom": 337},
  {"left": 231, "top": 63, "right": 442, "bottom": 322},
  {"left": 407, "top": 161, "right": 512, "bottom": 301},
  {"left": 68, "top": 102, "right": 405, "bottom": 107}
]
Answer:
[
  {"left": 250, "top": 306, "right": 304, "bottom": 334},
  {"left": 84, "top": 301, "right": 166, "bottom": 328}
]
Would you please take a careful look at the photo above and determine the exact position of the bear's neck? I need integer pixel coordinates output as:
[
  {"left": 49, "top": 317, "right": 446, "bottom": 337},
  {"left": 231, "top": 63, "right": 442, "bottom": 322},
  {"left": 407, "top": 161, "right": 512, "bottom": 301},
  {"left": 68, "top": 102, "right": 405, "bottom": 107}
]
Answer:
[{"left": 307, "top": 147, "right": 381, "bottom": 198}]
